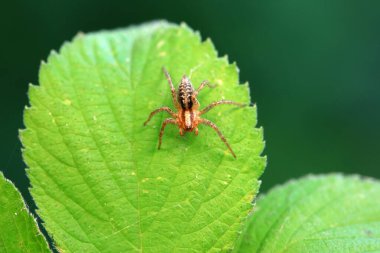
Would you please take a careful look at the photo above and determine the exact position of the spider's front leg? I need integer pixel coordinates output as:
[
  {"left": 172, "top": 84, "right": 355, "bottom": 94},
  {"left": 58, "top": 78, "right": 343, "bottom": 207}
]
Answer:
[
  {"left": 143, "top": 107, "right": 176, "bottom": 126},
  {"left": 199, "top": 118, "right": 236, "bottom": 158},
  {"left": 158, "top": 118, "right": 177, "bottom": 149}
]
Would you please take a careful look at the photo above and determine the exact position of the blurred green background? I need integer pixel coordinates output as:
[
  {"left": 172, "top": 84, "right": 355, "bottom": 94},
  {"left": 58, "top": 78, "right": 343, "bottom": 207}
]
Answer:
[{"left": 1, "top": 0, "right": 379, "bottom": 207}]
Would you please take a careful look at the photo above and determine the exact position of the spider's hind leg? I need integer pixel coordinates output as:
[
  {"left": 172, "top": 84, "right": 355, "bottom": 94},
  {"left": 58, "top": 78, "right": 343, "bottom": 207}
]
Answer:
[
  {"left": 192, "top": 80, "right": 216, "bottom": 99},
  {"left": 200, "top": 100, "right": 246, "bottom": 115},
  {"left": 162, "top": 67, "right": 179, "bottom": 108}
]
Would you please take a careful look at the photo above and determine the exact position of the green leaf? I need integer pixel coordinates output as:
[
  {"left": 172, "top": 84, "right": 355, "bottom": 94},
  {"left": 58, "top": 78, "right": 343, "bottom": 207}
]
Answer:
[
  {"left": 0, "top": 172, "right": 50, "bottom": 252},
  {"left": 21, "top": 21, "right": 265, "bottom": 252},
  {"left": 236, "top": 174, "right": 380, "bottom": 253}
]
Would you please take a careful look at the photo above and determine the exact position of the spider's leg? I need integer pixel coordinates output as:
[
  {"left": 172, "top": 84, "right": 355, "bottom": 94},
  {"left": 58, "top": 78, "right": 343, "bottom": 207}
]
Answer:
[
  {"left": 199, "top": 118, "right": 236, "bottom": 158},
  {"left": 192, "top": 80, "right": 215, "bottom": 98},
  {"left": 158, "top": 118, "right": 177, "bottom": 149},
  {"left": 143, "top": 107, "right": 176, "bottom": 126},
  {"left": 200, "top": 100, "right": 246, "bottom": 115},
  {"left": 162, "top": 67, "right": 180, "bottom": 108}
]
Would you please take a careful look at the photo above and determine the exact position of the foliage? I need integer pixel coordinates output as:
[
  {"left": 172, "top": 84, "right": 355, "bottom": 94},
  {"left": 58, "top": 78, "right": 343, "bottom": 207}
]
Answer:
[
  {"left": 0, "top": 172, "right": 49, "bottom": 252},
  {"left": 236, "top": 174, "right": 380, "bottom": 253},
  {"left": 20, "top": 21, "right": 265, "bottom": 252}
]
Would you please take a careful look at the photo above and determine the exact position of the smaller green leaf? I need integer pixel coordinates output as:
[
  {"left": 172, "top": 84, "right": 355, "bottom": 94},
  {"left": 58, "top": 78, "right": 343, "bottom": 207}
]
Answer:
[
  {"left": 236, "top": 174, "right": 380, "bottom": 253},
  {"left": 0, "top": 172, "right": 50, "bottom": 252}
]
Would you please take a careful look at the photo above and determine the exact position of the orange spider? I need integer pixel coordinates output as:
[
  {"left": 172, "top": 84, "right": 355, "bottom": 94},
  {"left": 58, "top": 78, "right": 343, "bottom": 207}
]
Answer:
[{"left": 143, "top": 67, "right": 245, "bottom": 158}]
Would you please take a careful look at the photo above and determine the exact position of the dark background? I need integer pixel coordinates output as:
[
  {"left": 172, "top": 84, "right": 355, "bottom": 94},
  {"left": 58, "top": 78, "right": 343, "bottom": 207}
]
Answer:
[{"left": 1, "top": 0, "right": 379, "bottom": 206}]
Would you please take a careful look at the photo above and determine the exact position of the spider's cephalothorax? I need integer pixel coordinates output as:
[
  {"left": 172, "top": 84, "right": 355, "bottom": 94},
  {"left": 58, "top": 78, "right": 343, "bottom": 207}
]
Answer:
[{"left": 143, "top": 67, "right": 245, "bottom": 158}]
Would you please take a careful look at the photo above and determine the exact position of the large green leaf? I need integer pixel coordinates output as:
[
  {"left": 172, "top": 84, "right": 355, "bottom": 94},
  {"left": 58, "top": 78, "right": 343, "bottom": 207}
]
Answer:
[
  {"left": 236, "top": 174, "right": 380, "bottom": 253},
  {"left": 21, "top": 21, "right": 265, "bottom": 252},
  {"left": 0, "top": 172, "right": 50, "bottom": 252}
]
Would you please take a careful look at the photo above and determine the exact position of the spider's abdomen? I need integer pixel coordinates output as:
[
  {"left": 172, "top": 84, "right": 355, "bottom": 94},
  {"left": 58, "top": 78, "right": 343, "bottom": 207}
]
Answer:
[{"left": 178, "top": 75, "right": 194, "bottom": 110}]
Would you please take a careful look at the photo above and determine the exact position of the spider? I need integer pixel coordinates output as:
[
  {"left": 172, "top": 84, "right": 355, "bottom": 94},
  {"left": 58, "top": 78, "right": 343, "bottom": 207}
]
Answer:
[{"left": 143, "top": 67, "right": 245, "bottom": 158}]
